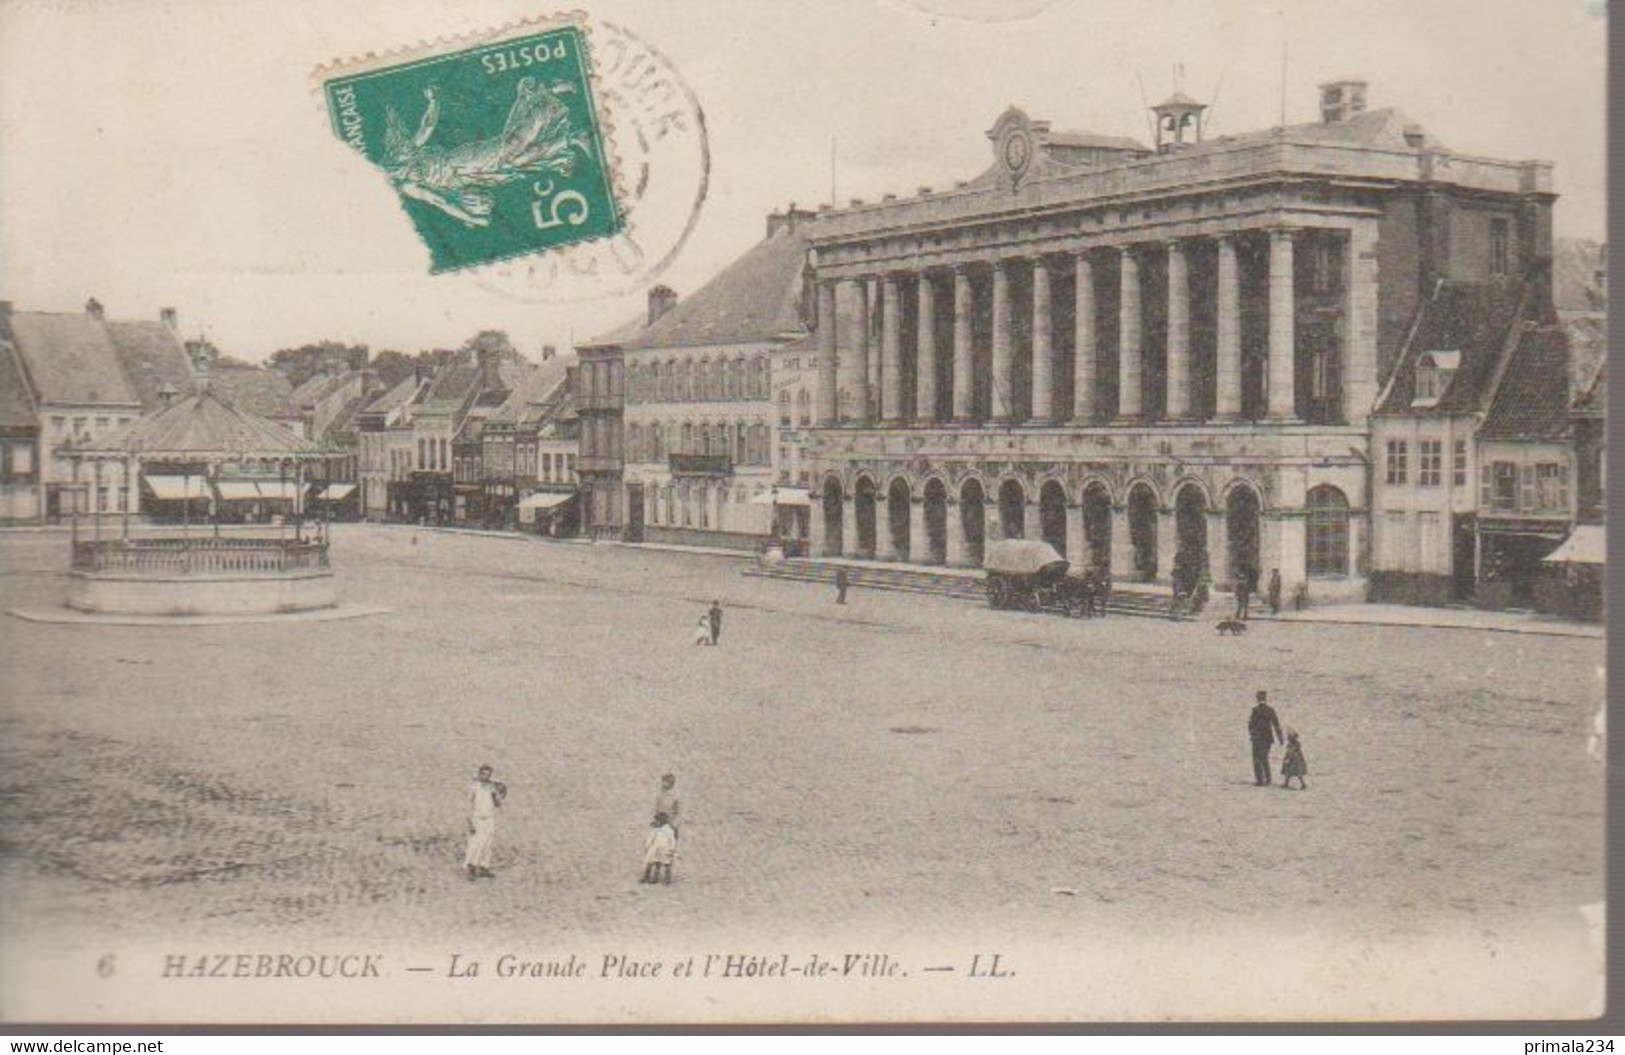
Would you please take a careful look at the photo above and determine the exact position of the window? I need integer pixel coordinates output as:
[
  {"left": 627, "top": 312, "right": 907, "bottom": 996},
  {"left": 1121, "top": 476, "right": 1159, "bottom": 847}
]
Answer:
[
  {"left": 1381, "top": 512, "right": 1410, "bottom": 571},
  {"left": 1418, "top": 439, "right": 1442, "bottom": 487},
  {"left": 1490, "top": 218, "right": 1510, "bottom": 277},
  {"left": 1452, "top": 440, "right": 1467, "bottom": 487},
  {"left": 95, "top": 417, "right": 108, "bottom": 430},
  {"left": 1535, "top": 463, "right": 1568, "bottom": 511},
  {"left": 1484, "top": 460, "right": 1518, "bottom": 511},
  {"left": 11, "top": 444, "right": 33, "bottom": 476},
  {"left": 1309, "top": 238, "right": 1342, "bottom": 294},
  {"left": 1306, "top": 485, "right": 1350, "bottom": 577},
  {"left": 1385, "top": 439, "right": 1408, "bottom": 485},
  {"left": 1418, "top": 511, "right": 1444, "bottom": 573},
  {"left": 779, "top": 390, "right": 792, "bottom": 426},
  {"left": 1412, "top": 351, "right": 1458, "bottom": 406},
  {"left": 797, "top": 388, "right": 812, "bottom": 426}
]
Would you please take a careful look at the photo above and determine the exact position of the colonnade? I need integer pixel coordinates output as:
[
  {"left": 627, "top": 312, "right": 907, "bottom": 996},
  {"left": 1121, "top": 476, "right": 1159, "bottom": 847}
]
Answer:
[{"left": 815, "top": 229, "right": 1311, "bottom": 427}]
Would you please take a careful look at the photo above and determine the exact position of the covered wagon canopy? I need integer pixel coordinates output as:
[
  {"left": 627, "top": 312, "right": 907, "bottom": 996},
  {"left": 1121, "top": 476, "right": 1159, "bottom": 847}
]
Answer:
[
  {"left": 66, "top": 381, "right": 331, "bottom": 465},
  {"left": 983, "top": 539, "right": 1069, "bottom": 577}
]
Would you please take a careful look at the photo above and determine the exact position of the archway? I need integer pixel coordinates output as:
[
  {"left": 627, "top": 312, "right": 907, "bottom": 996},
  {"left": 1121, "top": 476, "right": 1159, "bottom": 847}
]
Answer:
[
  {"left": 1082, "top": 482, "right": 1112, "bottom": 574},
  {"left": 923, "top": 478, "right": 948, "bottom": 565},
  {"left": 1174, "top": 483, "right": 1209, "bottom": 591},
  {"left": 1226, "top": 483, "right": 1262, "bottom": 589},
  {"left": 1040, "top": 480, "right": 1068, "bottom": 557},
  {"left": 854, "top": 475, "right": 878, "bottom": 558},
  {"left": 1306, "top": 484, "right": 1350, "bottom": 578},
  {"left": 960, "top": 478, "right": 986, "bottom": 567},
  {"left": 1128, "top": 483, "right": 1159, "bottom": 581},
  {"left": 998, "top": 478, "right": 1026, "bottom": 541},
  {"left": 887, "top": 477, "right": 912, "bottom": 561},
  {"left": 821, "top": 476, "right": 843, "bottom": 556}
]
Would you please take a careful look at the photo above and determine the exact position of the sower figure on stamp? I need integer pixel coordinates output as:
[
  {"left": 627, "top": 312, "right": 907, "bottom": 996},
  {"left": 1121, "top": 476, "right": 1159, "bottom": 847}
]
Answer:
[
  {"left": 1248, "top": 691, "right": 1283, "bottom": 787},
  {"left": 463, "top": 764, "right": 507, "bottom": 880}
]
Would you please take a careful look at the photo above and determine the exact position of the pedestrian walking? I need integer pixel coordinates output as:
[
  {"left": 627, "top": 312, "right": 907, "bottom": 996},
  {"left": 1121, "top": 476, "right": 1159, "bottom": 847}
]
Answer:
[
  {"left": 1247, "top": 690, "right": 1283, "bottom": 787},
  {"left": 835, "top": 566, "right": 850, "bottom": 605},
  {"left": 708, "top": 600, "right": 723, "bottom": 645},
  {"left": 655, "top": 772, "right": 681, "bottom": 837},
  {"left": 641, "top": 812, "right": 677, "bottom": 885},
  {"left": 1280, "top": 729, "right": 1308, "bottom": 790},
  {"left": 693, "top": 613, "right": 712, "bottom": 646},
  {"left": 1267, "top": 569, "right": 1283, "bottom": 614},
  {"left": 463, "top": 764, "right": 507, "bottom": 880}
]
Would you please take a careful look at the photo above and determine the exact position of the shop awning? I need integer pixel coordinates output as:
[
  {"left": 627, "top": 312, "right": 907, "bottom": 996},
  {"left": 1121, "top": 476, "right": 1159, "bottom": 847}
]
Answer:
[
  {"left": 1542, "top": 524, "right": 1605, "bottom": 565},
  {"left": 519, "top": 491, "right": 577, "bottom": 510},
  {"left": 256, "top": 480, "right": 300, "bottom": 501},
  {"left": 143, "top": 475, "right": 209, "bottom": 500},
  {"left": 314, "top": 483, "right": 357, "bottom": 500},
  {"left": 215, "top": 480, "right": 262, "bottom": 500},
  {"left": 749, "top": 487, "right": 811, "bottom": 507}
]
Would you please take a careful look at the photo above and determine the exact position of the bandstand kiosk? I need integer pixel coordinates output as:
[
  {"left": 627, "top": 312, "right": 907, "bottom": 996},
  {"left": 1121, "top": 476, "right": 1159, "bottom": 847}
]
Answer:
[{"left": 63, "top": 376, "right": 342, "bottom": 617}]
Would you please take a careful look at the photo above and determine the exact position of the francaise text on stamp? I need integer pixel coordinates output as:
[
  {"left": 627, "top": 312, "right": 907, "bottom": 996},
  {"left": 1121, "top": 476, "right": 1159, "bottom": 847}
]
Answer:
[{"left": 318, "top": 16, "right": 624, "bottom": 274}]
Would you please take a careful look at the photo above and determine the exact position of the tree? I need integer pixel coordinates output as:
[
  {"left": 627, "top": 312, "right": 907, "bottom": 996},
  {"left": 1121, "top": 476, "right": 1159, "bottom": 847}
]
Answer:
[
  {"left": 461, "top": 330, "right": 526, "bottom": 364},
  {"left": 268, "top": 341, "right": 369, "bottom": 388}
]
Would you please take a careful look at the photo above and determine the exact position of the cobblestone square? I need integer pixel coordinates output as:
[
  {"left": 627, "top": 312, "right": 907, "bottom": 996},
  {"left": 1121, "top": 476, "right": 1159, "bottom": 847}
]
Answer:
[{"left": 0, "top": 526, "right": 1605, "bottom": 1021}]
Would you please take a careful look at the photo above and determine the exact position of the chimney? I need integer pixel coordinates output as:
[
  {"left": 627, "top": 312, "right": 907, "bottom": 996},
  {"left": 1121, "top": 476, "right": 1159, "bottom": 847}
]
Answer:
[
  {"left": 159, "top": 307, "right": 178, "bottom": 331},
  {"left": 477, "top": 345, "right": 504, "bottom": 391},
  {"left": 413, "top": 364, "right": 429, "bottom": 387},
  {"left": 647, "top": 285, "right": 678, "bottom": 326},
  {"left": 85, "top": 297, "right": 105, "bottom": 320},
  {"left": 1318, "top": 80, "right": 1368, "bottom": 124},
  {"left": 348, "top": 345, "right": 368, "bottom": 371},
  {"left": 184, "top": 338, "right": 217, "bottom": 371},
  {"left": 541, "top": 343, "right": 556, "bottom": 361},
  {"left": 766, "top": 203, "right": 818, "bottom": 239}
]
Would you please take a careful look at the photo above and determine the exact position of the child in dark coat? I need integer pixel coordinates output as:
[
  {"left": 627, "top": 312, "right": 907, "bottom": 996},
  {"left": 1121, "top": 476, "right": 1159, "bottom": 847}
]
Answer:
[{"left": 1280, "top": 730, "right": 1308, "bottom": 790}]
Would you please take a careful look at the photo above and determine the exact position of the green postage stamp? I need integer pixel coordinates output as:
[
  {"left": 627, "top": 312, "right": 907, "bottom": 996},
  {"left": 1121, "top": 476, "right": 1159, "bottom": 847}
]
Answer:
[{"left": 318, "top": 17, "right": 624, "bottom": 274}]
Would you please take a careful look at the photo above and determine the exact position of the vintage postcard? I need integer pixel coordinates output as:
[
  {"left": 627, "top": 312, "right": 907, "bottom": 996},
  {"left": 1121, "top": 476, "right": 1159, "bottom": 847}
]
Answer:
[{"left": 0, "top": 0, "right": 1608, "bottom": 1027}]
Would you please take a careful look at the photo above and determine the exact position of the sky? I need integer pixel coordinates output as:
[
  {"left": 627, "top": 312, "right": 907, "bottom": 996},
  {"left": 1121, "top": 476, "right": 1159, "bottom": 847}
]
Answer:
[{"left": 0, "top": 0, "right": 1607, "bottom": 363}]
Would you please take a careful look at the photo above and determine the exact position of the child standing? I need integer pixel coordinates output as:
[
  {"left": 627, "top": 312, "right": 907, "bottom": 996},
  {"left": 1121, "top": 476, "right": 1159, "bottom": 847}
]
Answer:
[
  {"left": 1281, "top": 729, "right": 1308, "bottom": 790},
  {"left": 693, "top": 613, "right": 712, "bottom": 646},
  {"left": 642, "top": 812, "right": 677, "bottom": 884}
]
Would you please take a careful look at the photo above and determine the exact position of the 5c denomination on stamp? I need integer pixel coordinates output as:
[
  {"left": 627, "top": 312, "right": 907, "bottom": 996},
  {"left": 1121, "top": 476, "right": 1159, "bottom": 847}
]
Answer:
[{"left": 317, "top": 15, "right": 624, "bottom": 274}]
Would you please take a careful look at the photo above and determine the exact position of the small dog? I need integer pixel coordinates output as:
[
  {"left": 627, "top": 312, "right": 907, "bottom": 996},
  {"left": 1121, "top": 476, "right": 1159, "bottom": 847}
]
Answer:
[{"left": 1215, "top": 619, "right": 1248, "bottom": 636}]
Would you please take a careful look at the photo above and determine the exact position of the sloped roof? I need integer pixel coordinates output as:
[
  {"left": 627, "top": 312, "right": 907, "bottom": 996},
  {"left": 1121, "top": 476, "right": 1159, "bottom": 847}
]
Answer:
[
  {"left": 1376, "top": 280, "right": 1529, "bottom": 415},
  {"left": 1554, "top": 238, "right": 1606, "bottom": 314},
  {"left": 75, "top": 382, "right": 319, "bottom": 460},
  {"left": 488, "top": 353, "right": 577, "bottom": 427},
  {"left": 104, "top": 321, "right": 196, "bottom": 413},
  {"left": 1479, "top": 324, "right": 1571, "bottom": 442},
  {"left": 1208, "top": 108, "right": 1445, "bottom": 153},
  {"left": 624, "top": 224, "right": 812, "bottom": 350},
  {"left": 420, "top": 363, "right": 481, "bottom": 412},
  {"left": 0, "top": 340, "right": 38, "bottom": 429},
  {"left": 4, "top": 312, "right": 138, "bottom": 406},
  {"left": 323, "top": 393, "right": 368, "bottom": 440},
  {"left": 209, "top": 362, "right": 302, "bottom": 421},
  {"left": 291, "top": 370, "right": 355, "bottom": 408},
  {"left": 1574, "top": 359, "right": 1606, "bottom": 417},
  {"left": 360, "top": 373, "right": 422, "bottom": 416}
]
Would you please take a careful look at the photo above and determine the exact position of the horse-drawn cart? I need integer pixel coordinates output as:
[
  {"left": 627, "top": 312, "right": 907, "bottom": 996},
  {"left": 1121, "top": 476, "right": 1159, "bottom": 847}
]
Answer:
[{"left": 983, "top": 539, "right": 1096, "bottom": 615}]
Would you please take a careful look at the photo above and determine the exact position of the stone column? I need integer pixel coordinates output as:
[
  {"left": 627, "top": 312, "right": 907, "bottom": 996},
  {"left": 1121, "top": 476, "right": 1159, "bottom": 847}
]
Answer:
[
  {"left": 816, "top": 280, "right": 839, "bottom": 425},
  {"left": 915, "top": 273, "right": 938, "bottom": 423},
  {"left": 1155, "top": 507, "right": 1177, "bottom": 583},
  {"left": 1065, "top": 502, "right": 1085, "bottom": 566},
  {"left": 909, "top": 497, "right": 927, "bottom": 564},
  {"left": 1072, "top": 252, "right": 1097, "bottom": 424},
  {"left": 1215, "top": 234, "right": 1242, "bottom": 420},
  {"left": 880, "top": 276, "right": 903, "bottom": 423},
  {"left": 1207, "top": 508, "right": 1230, "bottom": 588},
  {"left": 1109, "top": 504, "right": 1134, "bottom": 581},
  {"left": 1268, "top": 228, "right": 1299, "bottom": 421},
  {"left": 846, "top": 279, "right": 870, "bottom": 424},
  {"left": 952, "top": 267, "right": 974, "bottom": 421},
  {"left": 945, "top": 497, "right": 967, "bottom": 567},
  {"left": 990, "top": 261, "right": 1014, "bottom": 423},
  {"left": 810, "top": 492, "right": 827, "bottom": 555},
  {"left": 840, "top": 492, "right": 859, "bottom": 558},
  {"left": 1117, "top": 248, "right": 1143, "bottom": 420},
  {"left": 1031, "top": 257, "right": 1054, "bottom": 422},
  {"left": 1342, "top": 221, "right": 1380, "bottom": 426},
  {"left": 1270, "top": 514, "right": 1307, "bottom": 599},
  {"left": 1166, "top": 240, "right": 1192, "bottom": 419},
  {"left": 1024, "top": 502, "right": 1044, "bottom": 541},
  {"left": 881, "top": 489, "right": 904, "bottom": 561}
]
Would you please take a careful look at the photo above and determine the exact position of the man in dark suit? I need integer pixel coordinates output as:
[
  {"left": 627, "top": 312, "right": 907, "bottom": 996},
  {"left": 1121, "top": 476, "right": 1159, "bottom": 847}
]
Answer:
[
  {"left": 1248, "top": 690, "right": 1283, "bottom": 786},
  {"left": 707, "top": 601, "right": 723, "bottom": 646}
]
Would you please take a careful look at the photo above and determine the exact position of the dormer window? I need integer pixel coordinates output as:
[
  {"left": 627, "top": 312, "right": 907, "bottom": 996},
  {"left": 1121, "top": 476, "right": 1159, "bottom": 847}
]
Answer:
[{"left": 1412, "top": 350, "right": 1460, "bottom": 407}]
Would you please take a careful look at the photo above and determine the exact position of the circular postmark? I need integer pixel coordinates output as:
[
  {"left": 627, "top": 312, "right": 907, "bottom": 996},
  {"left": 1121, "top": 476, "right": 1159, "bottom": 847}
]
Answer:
[{"left": 472, "top": 21, "right": 709, "bottom": 304}]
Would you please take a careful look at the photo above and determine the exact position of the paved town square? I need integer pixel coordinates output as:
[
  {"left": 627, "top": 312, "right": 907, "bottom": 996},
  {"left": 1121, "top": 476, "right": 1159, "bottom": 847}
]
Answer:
[{"left": 0, "top": 526, "right": 1604, "bottom": 1019}]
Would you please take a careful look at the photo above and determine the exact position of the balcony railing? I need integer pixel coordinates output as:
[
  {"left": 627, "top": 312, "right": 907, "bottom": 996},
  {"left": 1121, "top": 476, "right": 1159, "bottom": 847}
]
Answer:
[
  {"left": 669, "top": 453, "right": 733, "bottom": 476},
  {"left": 71, "top": 537, "right": 331, "bottom": 575}
]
